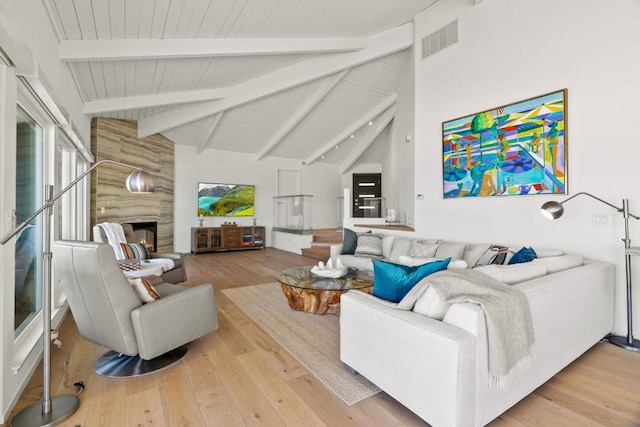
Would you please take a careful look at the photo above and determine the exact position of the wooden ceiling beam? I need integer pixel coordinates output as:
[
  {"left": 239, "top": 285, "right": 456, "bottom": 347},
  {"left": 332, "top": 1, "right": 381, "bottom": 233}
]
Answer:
[
  {"left": 255, "top": 70, "right": 347, "bottom": 161},
  {"left": 59, "top": 38, "right": 367, "bottom": 62},
  {"left": 137, "top": 23, "right": 413, "bottom": 138},
  {"left": 303, "top": 92, "right": 397, "bottom": 166}
]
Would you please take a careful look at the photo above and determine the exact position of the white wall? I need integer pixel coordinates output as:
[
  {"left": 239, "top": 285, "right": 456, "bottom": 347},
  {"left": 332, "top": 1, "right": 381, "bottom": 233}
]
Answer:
[
  {"left": 384, "top": 46, "right": 416, "bottom": 227},
  {"left": 413, "top": 0, "right": 640, "bottom": 335},
  {"left": 174, "top": 146, "right": 343, "bottom": 253}
]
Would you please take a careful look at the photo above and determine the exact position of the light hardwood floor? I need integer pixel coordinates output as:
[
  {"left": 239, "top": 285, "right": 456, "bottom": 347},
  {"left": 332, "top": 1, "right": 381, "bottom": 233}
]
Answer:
[{"left": 5, "top": 249, "right": 640, "bottom": 426}]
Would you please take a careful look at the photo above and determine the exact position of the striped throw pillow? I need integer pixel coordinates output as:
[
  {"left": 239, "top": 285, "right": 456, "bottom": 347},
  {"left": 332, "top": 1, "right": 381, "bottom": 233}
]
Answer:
[
  {"left": 127, "top": 277, "right": 160, "bottom": 303},
  {"left": 120, "top": 242, "right": 150, "bottom": 260},
  {"left": 354, "top": 233, "right": 384, "bottom": 258}
]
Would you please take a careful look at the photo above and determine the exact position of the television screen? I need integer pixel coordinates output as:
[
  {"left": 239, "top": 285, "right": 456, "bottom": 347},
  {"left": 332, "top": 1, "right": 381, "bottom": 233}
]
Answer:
[{"left": 198, "top": 183, "right": 255, "bottom": 217}]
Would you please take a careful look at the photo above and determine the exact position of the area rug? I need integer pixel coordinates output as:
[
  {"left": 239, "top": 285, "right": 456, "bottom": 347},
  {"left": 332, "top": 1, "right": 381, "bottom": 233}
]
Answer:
[{"left": 222, "top": 283, "right": 380, "bottom": 405}]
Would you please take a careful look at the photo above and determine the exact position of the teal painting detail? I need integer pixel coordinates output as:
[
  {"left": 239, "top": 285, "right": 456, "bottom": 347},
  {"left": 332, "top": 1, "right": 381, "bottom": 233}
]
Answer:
[{"left": 442, "top": 89, "right": 567, "bottom": 198}]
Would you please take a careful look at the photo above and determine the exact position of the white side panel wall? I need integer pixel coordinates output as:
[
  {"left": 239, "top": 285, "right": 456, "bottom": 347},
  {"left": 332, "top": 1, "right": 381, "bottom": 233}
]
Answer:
[{"left": 413, "top": 0, "right": 640, "bottom": 334}]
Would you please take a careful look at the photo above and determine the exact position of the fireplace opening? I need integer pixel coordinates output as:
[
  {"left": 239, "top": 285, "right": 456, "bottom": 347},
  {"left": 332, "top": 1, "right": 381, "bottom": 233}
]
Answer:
[{"left": 129, "top": 221, "right": 157, "bottom": 252}]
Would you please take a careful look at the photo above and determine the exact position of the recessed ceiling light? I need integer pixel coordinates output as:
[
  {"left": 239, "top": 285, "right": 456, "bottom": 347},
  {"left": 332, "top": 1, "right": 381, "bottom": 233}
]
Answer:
[
  {"left": 368, "top": 121, "right": 373, "bottom": 126},
  {"left": 350, "top": 134, "right": 354, "bottom": 138},
  {"left": 321, "top": 155, "right": 325, "bottom": 159},
  {"left": 335, "top": 145, "right": 339, "bottom": 149}
]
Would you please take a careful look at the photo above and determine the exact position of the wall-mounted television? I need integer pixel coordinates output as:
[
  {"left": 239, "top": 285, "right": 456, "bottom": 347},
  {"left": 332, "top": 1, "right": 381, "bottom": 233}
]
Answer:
[{"left": 197, "top": 183, "right": 255, "bottom": 217}]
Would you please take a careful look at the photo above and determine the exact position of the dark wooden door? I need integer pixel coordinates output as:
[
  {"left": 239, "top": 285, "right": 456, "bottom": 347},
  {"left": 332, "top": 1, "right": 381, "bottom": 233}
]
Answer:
[{"left": 352, "top": 173, "right": 382, "bottom": 218}]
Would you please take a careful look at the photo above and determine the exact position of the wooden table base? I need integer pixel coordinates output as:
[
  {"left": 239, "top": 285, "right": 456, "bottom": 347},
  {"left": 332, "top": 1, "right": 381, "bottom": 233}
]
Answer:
[{"left": 280, "top": 284, "right": 346, "bottom": 315}]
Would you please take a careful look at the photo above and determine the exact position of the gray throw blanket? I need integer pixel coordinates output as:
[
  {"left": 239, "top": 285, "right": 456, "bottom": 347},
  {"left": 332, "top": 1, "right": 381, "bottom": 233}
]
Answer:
[{"left": 413, "top": 269, "right": 535, "bottom": 391}]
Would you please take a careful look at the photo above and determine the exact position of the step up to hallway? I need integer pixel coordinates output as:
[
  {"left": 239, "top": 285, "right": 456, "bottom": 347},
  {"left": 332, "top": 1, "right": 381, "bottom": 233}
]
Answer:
[
  {"left": 311, "top": 228, "right": 344, "bottom": 244},
  {"left": 311, "top": 228, "right": 342, "bottom": 246},
  {"left": 301, "top": 228, "right": 343, "bottom": 262},
  {"left": 301, "top": 246, "right": 331, "bottom": 262}
]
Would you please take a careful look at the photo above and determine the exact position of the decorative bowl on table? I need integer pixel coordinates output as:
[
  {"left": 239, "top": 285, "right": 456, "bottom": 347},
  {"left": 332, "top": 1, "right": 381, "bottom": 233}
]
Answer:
[
  {"left": 310, "top": 259, "right": 347, "bottom": 278},
  {"left": 310, "top": 266, "right": 347, "bottom": 278}
]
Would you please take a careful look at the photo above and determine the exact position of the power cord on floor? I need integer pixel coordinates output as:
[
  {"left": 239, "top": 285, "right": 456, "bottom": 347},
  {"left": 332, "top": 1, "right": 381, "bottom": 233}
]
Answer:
[
  {"left": 52, "top": 337, "right": 85, "bottom": 395},
  {"left": 20, "top": 332, "right": 86, "bottom": 401}
]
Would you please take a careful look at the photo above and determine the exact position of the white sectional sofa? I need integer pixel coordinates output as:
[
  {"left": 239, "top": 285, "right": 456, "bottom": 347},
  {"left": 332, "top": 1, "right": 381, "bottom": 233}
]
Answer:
[{"left": 333, "top": 233, "right": 615, "bottom": 426}]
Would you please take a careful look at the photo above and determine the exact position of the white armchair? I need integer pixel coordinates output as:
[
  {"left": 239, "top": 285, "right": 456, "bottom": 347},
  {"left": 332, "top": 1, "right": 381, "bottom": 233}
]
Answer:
[{"left": 53, "top": 240, "right": 218, "bottom": 377}]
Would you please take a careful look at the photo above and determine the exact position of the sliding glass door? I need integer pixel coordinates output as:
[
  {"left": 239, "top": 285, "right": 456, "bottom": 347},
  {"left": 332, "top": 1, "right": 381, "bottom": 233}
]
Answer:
[{"left": 14, "top": 106, "right": 44, "bottom": 335}]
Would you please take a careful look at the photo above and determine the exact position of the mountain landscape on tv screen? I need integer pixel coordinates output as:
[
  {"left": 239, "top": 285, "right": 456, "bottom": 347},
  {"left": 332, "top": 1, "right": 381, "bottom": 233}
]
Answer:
[{"left": 198, "top": 184, "right": 255, "bottom": 217}]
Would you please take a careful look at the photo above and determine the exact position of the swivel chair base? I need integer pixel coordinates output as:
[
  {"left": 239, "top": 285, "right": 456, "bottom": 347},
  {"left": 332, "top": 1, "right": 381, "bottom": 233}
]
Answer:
[{"left": 95, "top": 345, "right": 188, "bottom": 378}]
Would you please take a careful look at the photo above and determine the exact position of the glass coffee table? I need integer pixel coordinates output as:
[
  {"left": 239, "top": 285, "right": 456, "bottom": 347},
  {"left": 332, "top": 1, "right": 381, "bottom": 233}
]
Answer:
[{"left": 276, "top": 265, "right": 374, "bottom": 314}]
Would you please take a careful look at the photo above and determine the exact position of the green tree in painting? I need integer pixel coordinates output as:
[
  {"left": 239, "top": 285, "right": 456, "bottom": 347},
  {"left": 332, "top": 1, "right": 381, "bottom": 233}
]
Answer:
[{"left": 470, "top": 112, "right": 495, "bottom": 164}]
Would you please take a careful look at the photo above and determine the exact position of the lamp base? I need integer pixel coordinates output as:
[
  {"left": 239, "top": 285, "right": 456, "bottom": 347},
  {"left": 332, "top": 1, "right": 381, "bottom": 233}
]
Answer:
[
  {"left": 607, "top": 334, "right": 640, "bottom": 352},
  {"left": 10, "top": 394, "right": 79, "bottom": 427}
]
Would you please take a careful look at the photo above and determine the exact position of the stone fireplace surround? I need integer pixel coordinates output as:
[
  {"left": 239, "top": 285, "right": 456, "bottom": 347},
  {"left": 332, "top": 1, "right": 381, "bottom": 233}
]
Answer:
[{"left": 90, "top": 118, "right": 175, "bottom": 252}]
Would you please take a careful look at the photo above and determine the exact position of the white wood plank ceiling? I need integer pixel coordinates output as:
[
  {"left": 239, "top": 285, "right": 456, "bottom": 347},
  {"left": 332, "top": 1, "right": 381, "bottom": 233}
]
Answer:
[{"left": 46, "top": 0, "right": 440, "bottom": 167}]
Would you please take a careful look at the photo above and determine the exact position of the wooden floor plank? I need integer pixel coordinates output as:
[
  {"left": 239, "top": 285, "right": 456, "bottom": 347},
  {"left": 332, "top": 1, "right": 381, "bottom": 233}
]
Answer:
[
  {"left": 80, "top": 372, "right": 127, "bottom": 426},
  {"left": 201, "top": 325, "right": 285, "bottom": 425},
  {"left": 237, "top": 350, "right": 327, "bottom": 426},
  {"left": 184, "top": 338, "right": 245, "bottom": 427},
  {"left": 535, "top": 383, "right": 637, "bottom": 427},
  {"left": 158, "top": 361, "right": 203, "bottom": 426},
  {"left": 222, "top": 299, "right": 308, "bottom": 381},
  {"left": 125, "top": 388, "right": 167, "bottom": 427},
  {"left": 5, "top": 248, "right": 640, "bottom": 427},
  {"left": 499, "top": 393, "right": 606, "bottom": 426}
]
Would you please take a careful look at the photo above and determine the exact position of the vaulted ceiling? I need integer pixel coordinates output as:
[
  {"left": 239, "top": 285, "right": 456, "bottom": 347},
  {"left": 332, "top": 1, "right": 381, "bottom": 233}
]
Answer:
[{"left": 46, "top": 0, "right": 439, "bottom": 171}]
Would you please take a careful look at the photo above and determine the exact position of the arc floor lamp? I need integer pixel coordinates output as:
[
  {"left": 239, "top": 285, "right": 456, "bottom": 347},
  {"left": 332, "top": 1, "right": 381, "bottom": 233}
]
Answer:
[
  {"left": 0, "top": 160, "right": 155, "bottom": 427},
  {"left": 540, "top": 192, "right": 640, "bottom": 352}
]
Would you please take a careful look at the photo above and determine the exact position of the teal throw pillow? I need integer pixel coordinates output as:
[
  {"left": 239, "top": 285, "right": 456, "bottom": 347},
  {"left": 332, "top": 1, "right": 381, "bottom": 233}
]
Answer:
[
  {"left": 372, "top": 258, "right": 451, "bottom": 303},
  {"left": 508, "top": 247, "right": 537, "bottom": 264},
  {"left": 341, "top": 228, "right": 358, "bottom": 255},
  {"left": 341, "top": 228, "right": 370, "bottom": 255}
]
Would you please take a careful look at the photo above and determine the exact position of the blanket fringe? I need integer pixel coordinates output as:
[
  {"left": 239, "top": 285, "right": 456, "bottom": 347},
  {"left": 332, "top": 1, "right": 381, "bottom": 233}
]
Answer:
[{"left": 488, "top": 355, "right": 531, "bottom": 391}]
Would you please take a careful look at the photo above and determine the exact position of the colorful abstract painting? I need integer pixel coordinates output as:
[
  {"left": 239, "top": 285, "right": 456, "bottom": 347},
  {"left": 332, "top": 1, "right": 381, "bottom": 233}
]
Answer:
[{"left": 442, "top": 89, "right": 567, "bottom": 198}]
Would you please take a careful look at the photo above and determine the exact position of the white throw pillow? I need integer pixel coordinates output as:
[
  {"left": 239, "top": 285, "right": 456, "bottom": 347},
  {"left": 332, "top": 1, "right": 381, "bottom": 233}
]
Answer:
[
  {"left": 464, "top": 243, "right": 491, "bottom": 266},
  {"left": 127, "top": 277, "right": 160, "bottom": 303},
  {"left": 398, "top": 255, "right": 467, "bottom": 270},
  {"left": 448, "top": 259, "right": 468, "bottom": 269},
  {"left": 532, "top": 248, "right": 564, "bottom": 258},
  {"left": 389, "top": 238, "right": 412, "bottom": 262},
  {"left": 435, "top": 242, "right": 467, "bottom": 260},
  {"left": 409, "top": 240, "right": 440, "bottom": 258},
  {"left": 398, "top": 255, "right": 437, "bottom": 266},
  {"left": 397, "top": 279, "right": 430, "bottom": 310},
  {"left": 413, "top": 287, "right": 451, "bottom": 320},
  {"left": 382, "top": 235, "right": 396, "bottom": 259}
]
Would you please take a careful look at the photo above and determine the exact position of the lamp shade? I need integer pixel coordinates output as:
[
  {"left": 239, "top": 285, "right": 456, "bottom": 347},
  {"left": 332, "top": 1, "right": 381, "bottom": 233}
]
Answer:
[
  {"left": 540, "top": 201, "right": 564, "bottom": 220},
  {"left": 126, "top": 170, "right": 156, "bottom": 193}
]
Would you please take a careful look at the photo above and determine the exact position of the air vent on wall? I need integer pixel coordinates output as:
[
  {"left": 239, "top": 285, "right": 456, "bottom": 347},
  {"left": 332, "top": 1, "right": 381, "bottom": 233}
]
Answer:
[{"left": 421, "top": 20, "right": 458, "bottom": 59}]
